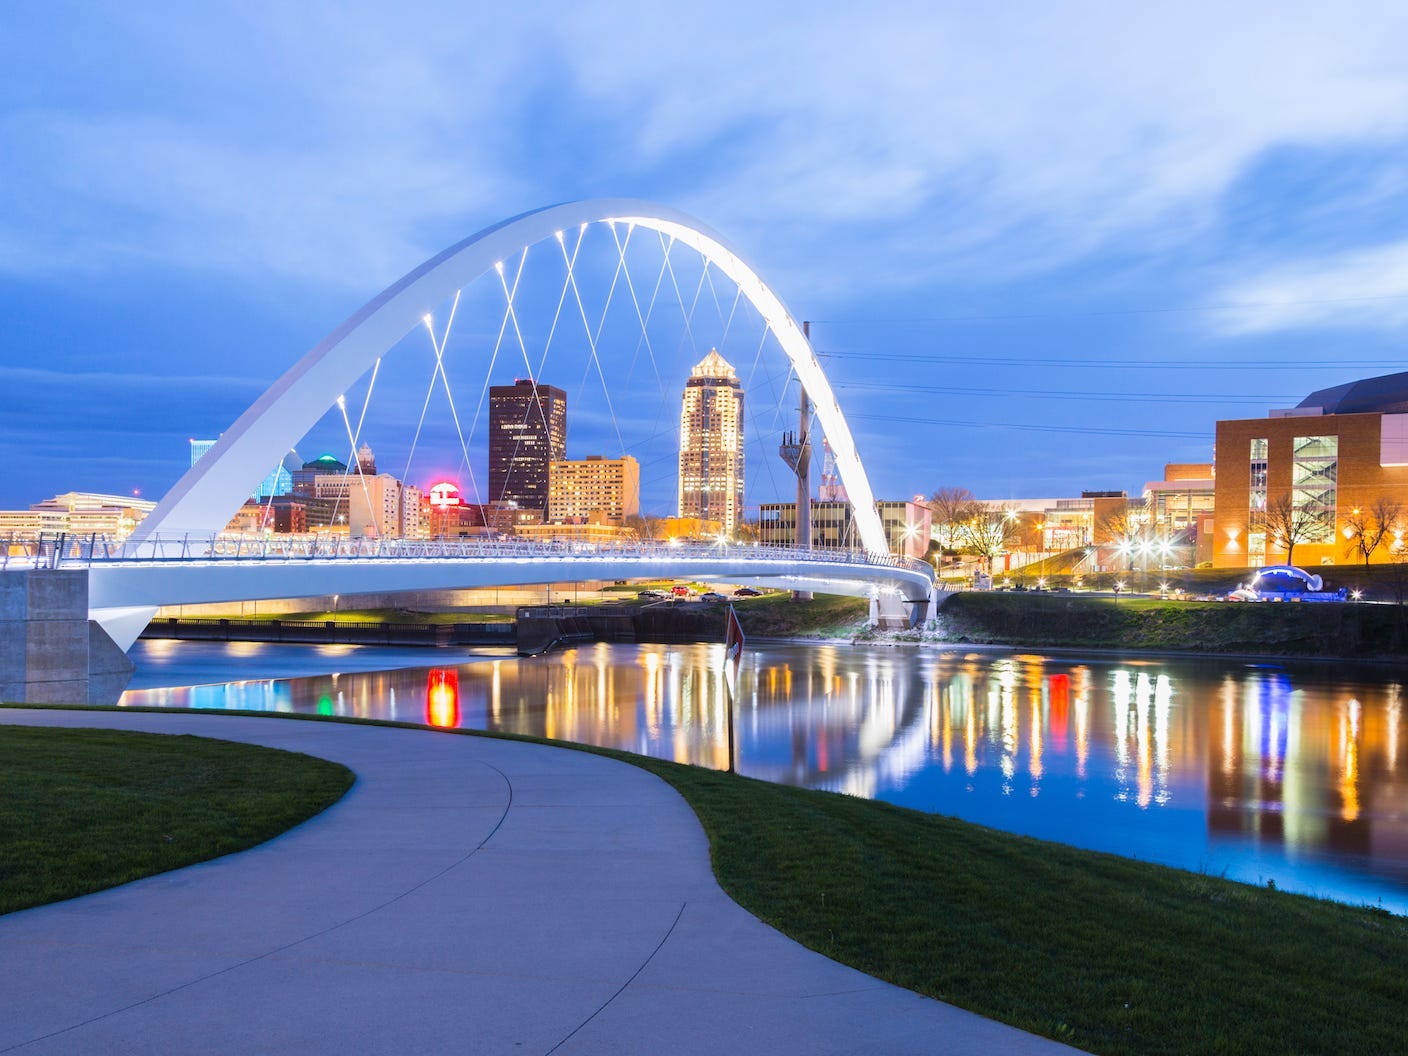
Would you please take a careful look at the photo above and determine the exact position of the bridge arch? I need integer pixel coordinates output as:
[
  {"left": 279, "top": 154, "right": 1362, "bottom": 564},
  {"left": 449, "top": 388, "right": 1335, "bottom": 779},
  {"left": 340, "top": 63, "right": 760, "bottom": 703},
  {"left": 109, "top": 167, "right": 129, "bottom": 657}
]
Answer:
[{"left": 136, "top": 199, "right": 888, "bottom": 555}]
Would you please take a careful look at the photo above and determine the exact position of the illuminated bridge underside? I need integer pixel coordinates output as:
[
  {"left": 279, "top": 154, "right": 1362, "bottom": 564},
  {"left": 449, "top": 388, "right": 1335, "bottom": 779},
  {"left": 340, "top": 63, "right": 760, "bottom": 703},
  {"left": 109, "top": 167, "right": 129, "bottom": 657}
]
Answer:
[
  {"left": 137, "top": 199, "right": 888, "bottom": 556},
  {"left": 88, "top": 555, "right": 934, "bottom": 613}
]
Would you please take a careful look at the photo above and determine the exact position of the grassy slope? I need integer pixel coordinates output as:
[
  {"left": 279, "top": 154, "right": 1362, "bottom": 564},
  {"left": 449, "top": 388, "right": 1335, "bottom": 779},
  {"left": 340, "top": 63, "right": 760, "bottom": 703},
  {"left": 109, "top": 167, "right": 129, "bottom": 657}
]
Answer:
[
  {"left": 936, "top": 591, "right": 1408, "bottom": 659},
  {"left": 0, "top": 727, "right": 353, "bottom": 914},
  {"left": 732, "top": 592, "right": 869, "bottom": 637},
  {"left": 620, "top": 755, "right": 1408, "bottom": 1056}
]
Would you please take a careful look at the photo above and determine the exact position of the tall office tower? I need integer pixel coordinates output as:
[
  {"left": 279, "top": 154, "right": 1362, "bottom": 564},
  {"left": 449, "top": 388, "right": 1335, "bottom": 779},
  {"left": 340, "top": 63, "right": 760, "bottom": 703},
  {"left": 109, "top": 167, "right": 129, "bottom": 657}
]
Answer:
[
  {"left": 488, "top": 378, "right": 567, "bottom": 514},
  {"left": 677, "top": 349, "right": 745, "bottom": 536}
]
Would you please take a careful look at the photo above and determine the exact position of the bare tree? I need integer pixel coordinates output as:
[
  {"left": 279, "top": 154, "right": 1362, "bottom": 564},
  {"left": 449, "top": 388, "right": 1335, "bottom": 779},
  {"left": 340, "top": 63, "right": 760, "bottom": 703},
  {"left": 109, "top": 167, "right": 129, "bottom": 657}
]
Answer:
[
  {"left": 1343, "top": 498, "right": 1403, "bottom": 567},
  {"left": 623, "top": 513, "right": 658, "bottom": 541},
  {"left": 955, "top": 509, "right": 1018, "bottom": 571},
  {"left": 928, "top": 487, "right": 979, "bottom": 555},
  {"left": 1262, "top": 493, "right": 1322, "bottom": 567}
]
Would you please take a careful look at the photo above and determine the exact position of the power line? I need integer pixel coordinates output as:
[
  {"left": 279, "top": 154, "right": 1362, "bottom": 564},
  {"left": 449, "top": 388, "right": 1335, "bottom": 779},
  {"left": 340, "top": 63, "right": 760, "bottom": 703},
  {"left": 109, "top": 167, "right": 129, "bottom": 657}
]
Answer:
[
  {"left": 848, "top": 412, "right": 1208, "bottom": 440},
  {"left": 834, "top": 381, "right": 1291, "bottom": 404},
  {"left": 806, "top": 290, "right": 1408, "bottom": 326},
  {"left": 815, "top": 349, "right": 1401, "bottom": 370}
]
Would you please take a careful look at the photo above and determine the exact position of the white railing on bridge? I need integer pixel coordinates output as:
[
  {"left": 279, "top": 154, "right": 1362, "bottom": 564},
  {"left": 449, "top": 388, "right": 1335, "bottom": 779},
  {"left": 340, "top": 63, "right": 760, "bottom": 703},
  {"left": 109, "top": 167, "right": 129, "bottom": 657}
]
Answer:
[{"left": 3, "top": 531, "right": 932, "bottom": 579}]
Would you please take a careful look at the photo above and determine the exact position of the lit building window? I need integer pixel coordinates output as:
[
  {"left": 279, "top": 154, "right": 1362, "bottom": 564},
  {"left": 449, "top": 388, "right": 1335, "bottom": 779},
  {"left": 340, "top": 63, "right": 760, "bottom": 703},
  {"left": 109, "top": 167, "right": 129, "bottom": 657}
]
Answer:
[
  {"left": 1293, "top": 435, "right": 1338, "bottom": 542},
  {"left": 1249, "top": 438, "right": 1268, "bottom": 562}
]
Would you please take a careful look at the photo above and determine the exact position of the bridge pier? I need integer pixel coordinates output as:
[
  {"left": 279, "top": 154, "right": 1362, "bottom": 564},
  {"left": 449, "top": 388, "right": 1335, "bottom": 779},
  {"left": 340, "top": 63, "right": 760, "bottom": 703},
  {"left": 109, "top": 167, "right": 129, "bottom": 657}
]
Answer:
[{"left": 0, "top": 569, "right": 133, "bottom": 705}]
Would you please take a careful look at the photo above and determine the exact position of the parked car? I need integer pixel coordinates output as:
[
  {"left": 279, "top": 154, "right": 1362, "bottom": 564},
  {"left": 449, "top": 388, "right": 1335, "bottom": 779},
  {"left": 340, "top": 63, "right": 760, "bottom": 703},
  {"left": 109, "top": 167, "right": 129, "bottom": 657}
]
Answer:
[
  {"left": 700, "top": 591, "right": 726, "bottom": 602},
  {"left": 733, "top": 587, "right": 762, "bottom": 597},
  {"left": 637, "top": 589, "right": 666, "bottom": 600},
  {"left": 670, "top": 585, "right": 693, "bottom": 597}
]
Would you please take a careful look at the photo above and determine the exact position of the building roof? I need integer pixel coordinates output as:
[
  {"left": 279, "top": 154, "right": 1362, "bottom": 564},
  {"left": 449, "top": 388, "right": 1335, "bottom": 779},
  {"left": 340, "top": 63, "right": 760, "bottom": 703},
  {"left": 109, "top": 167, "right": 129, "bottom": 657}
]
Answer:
[
  {"left": 689, "top": 349, "right": 737, "bottom": 380},
  {"left": 1299, "top": 371, "right": 1408, "bottom": 415}
]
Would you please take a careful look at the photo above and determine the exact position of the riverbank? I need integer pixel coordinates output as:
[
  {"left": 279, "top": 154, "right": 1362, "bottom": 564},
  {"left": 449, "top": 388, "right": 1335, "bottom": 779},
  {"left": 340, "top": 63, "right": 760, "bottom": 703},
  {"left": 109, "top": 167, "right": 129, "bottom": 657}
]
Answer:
[
  {"left": 140, "top": 590, "right": 1408, "bottom": 662},
  {"left": 917, "top": 592, "right": 1408, "bottom": 660},
  {"left": 141, "top": 593, "right": 874, "bottom": 653}
]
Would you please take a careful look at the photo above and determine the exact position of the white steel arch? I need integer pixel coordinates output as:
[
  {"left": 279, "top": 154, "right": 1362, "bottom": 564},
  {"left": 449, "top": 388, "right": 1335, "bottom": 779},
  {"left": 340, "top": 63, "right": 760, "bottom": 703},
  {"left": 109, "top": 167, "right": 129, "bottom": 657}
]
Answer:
[{"left": 136, "top": 200, "right": 888, "bottom": 555}]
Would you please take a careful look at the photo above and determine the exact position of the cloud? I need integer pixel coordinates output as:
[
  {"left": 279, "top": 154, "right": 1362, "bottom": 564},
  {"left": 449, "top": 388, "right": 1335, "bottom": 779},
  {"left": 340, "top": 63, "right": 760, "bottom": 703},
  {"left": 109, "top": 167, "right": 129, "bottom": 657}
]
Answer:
[
  {"left": 6, "top": 1, "right": 1408, "bottom": 303},
  {"left": 1212, "top": 239, "right": 1408, "bottom": 334}
]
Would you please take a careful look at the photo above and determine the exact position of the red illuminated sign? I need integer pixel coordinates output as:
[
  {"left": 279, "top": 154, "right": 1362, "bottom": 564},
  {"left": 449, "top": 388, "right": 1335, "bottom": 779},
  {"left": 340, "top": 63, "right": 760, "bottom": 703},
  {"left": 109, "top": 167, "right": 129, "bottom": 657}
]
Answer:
[{"left": 429, "top": 482, "right": 461, "bottom": 510}]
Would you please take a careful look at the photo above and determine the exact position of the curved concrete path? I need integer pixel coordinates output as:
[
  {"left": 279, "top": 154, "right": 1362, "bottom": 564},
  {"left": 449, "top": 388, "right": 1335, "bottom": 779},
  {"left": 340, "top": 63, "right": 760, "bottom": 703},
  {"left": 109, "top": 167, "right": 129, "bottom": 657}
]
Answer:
[{"left": 0, "top": 710, "right": 1082, "bottom": 1055}]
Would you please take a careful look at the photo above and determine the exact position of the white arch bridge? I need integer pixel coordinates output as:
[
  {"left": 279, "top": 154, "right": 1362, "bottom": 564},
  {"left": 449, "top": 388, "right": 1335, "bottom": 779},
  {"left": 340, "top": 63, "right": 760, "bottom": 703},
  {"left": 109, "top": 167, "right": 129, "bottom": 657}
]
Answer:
[
  {"left": 3, "top": 200, "right": 941, "bottom": 702},
  {"left": 50, "top": 536, "right": 936, "bottom": 650}
]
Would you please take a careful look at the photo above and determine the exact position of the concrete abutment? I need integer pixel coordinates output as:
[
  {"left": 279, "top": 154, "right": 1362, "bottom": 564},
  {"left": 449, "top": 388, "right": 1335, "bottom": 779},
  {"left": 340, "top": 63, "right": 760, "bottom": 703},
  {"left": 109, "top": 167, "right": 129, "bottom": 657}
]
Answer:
[{"left": 0, "top": 569, "right": 133, "bottom": 705}]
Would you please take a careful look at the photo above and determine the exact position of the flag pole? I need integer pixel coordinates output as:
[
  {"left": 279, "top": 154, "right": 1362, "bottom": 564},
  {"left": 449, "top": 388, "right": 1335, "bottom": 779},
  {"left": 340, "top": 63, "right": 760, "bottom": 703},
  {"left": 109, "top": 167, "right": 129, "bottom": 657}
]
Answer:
[{"left": 725, "top": 675, "right": 736, "bottom": 774}]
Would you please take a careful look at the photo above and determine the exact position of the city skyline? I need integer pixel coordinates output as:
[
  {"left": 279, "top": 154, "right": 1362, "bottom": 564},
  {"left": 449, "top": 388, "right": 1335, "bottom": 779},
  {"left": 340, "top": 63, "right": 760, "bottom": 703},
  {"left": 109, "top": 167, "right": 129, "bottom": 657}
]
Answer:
[{"left": 5, "top": 5, "right": 1408, "bottom": 513}]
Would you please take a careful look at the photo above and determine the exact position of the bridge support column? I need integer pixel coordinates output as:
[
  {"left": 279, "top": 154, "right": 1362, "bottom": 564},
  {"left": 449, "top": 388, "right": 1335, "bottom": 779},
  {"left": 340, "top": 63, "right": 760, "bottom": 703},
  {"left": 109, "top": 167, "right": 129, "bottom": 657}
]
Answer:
[
  {"left": 0, "top": 569, "right": 133, "bottom": 705},
  {"left": 874, "top": 594, "right": 909, "bottom": 630}
]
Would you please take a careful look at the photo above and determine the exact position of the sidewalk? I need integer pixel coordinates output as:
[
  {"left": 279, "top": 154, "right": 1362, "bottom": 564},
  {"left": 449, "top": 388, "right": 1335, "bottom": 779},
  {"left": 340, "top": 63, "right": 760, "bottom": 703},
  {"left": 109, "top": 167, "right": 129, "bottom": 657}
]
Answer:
[{"left": 0, "top": 709, "right": 1082, "bottom": 1055}]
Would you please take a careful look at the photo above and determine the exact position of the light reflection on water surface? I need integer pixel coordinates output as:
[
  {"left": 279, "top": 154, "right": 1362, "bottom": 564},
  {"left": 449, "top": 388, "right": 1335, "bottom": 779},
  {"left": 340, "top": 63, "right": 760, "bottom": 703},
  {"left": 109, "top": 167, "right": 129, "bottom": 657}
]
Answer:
[{"left": 122, "top": 640, "right": 1408, "bottom": 913}]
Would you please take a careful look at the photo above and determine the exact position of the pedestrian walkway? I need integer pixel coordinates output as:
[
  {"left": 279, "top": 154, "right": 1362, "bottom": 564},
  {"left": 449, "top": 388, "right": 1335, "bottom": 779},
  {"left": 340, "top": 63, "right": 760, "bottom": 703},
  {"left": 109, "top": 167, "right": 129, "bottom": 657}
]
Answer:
[{"left": 0, "top": 709, "right": 1082, "bottom": 1055}]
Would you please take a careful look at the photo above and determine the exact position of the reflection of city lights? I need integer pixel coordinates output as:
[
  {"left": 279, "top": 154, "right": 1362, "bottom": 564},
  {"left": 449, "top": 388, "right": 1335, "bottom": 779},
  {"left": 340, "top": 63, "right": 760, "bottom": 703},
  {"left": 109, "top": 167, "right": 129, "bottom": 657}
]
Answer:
[
  {"left": 120, "top": 639, "right": 1408, "bottom": 912},
  {"left": 1341, "top": 698, "right": 1362, "bottom": 822},
  {"left": 1389, "top": 684, "right": 1401, "bottom": 772},
  {"left": 426, "top": 669, "right": 460, "bottom": 728}
]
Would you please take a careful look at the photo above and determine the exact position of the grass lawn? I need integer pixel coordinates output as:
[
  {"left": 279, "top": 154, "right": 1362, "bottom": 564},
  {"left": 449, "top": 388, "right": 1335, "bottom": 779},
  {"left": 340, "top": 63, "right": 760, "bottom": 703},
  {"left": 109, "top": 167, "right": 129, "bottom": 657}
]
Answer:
[
  {"left": 614, "top": 753, "right": 1408, "bottom": 1056},
  {"left": 732, "top": 592, "right": 870, "bottom": 637},
  {"left": 0, "top": 726, "right": 353, "bottom": 915}
]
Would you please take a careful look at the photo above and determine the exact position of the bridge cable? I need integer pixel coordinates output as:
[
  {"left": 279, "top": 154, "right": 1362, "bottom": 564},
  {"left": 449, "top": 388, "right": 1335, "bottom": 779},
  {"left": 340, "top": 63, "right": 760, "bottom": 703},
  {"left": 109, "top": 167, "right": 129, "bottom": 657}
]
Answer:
[
  {"left": 421, "top": 292, "right": 489, "bottom": 509},
  {"left": 327, "top": 363, "right": 380, "bottom": 527},
  {"left": 657, "top": 232, "right": 699, "bottom": 360},
  {"left": 559, "top": 223, "right": 628, "bottom": 457},
  {"left": 608, "top": 222, "right": 666, "bottom": 396},
  {"left": 334, "top": 369, "right": 380, "bottom": 531},
  {"left": 677, "top": 252, "right": 712, "bottom": 363},
  {"left": 448, "top": 255, "right": 527, "bottom": 508},
  {"left": 742, "top": 345, "right": 793, "bottom": 514},
  {"left": 718, "top": 280, "right": 744, "bottom": 348},
  {"left": 494, "top": 247, "right": 564, "bottom": 506},
  {"left": 458, "top": 252, "right": 529, "bottom": 507},
  {"left": 533, "top": 232, "right": 579, "bottom": 383},
  {"left": 608, "top": 224, "right": 679, "bottom": 470},
  {"left": 403, "top": 291, "right": 460, "bottom": 490}
]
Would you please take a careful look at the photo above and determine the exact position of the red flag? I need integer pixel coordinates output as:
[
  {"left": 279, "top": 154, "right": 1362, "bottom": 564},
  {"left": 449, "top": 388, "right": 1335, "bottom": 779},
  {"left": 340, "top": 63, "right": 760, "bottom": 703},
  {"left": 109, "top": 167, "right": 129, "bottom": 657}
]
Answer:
[{"left": 725, "top": 604, "right": 745, "bottom": 687}]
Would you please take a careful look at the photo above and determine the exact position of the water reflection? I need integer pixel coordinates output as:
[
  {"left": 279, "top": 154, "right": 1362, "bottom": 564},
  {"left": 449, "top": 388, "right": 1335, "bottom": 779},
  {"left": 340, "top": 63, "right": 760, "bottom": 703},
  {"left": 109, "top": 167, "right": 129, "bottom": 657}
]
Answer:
[
  {"left": 426, "top": 669, "right": 459, "bottom": 729},
  {"left": 122, "top": 640, "right": 1408, "bottom": 912}
]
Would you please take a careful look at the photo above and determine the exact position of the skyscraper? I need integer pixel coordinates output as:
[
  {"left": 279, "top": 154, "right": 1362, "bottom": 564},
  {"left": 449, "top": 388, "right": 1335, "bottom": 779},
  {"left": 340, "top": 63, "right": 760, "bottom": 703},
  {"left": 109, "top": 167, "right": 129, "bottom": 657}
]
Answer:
[
  {"left": 678, "top": 349, "right": 745, "bottom": 536},
  {"left": 488, "top": 378, "right": 567, "bottom": 514}
]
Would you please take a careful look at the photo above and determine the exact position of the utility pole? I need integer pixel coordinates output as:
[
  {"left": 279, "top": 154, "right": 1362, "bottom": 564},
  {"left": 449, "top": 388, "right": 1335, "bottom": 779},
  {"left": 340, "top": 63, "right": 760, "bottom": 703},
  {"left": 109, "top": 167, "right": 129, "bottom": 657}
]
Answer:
[{"left": 779, "top": 321, "right": 814, "bottom": 600}]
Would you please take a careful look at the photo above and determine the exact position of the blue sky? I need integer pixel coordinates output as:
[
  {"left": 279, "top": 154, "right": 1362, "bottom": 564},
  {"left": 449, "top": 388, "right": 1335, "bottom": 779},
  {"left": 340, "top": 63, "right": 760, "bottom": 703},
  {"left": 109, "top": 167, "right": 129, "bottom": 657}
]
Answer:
[{"left": 4, "top": 2, "right": 1408, "bottom": 515}]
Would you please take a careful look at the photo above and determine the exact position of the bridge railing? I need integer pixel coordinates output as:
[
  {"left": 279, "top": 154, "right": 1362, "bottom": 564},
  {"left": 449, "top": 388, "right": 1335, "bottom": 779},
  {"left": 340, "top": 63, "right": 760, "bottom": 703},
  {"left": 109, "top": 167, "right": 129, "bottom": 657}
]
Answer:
[{"left": 21, "top": 531, "right": 932, "bottom": 579}]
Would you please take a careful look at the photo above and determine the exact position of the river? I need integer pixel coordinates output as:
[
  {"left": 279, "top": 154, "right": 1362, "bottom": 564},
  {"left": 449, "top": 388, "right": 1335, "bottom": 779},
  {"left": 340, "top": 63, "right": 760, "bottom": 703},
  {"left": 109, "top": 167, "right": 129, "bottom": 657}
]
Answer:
[{"left": 121, "top": 638, "right": 1408, "bottom": 914}]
